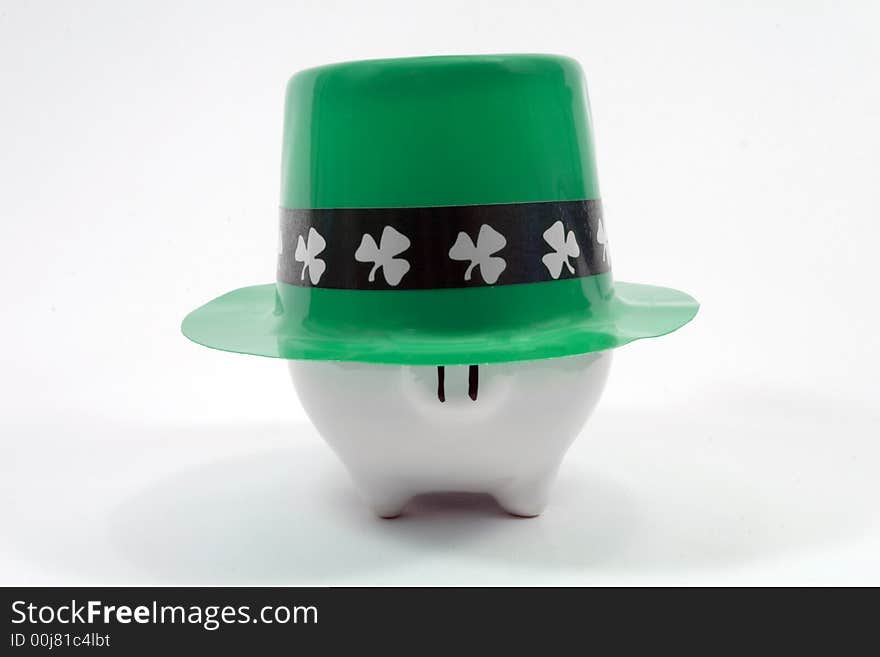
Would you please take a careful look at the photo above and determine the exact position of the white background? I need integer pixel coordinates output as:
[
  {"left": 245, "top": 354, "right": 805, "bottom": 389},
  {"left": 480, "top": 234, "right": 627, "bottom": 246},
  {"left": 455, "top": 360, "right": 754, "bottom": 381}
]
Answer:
[{"left": 1, "top": 0, "right": 878, "bottom": 585}]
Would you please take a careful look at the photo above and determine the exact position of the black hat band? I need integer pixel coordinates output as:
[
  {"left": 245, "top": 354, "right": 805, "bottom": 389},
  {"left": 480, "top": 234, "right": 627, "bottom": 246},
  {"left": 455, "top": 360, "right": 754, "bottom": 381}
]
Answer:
[{"left": 277, "top": 199, "right": 609, "bottom": 291}]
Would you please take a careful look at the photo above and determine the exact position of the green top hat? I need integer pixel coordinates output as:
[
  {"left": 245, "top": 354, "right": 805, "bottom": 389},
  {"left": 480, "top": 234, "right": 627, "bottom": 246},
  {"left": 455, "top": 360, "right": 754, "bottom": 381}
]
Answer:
[{"left": 182, "top": 54, "right": 698, "bottom": 365}]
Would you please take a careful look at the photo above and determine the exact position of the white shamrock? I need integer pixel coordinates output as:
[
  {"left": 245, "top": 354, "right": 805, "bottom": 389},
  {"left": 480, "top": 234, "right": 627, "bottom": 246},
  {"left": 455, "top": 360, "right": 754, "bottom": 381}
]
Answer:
[
  {"left": 542, "top": 220, "right": 580, "bottom": 279},
  {"left": 294, "top": 227, "right": 326, "bottom": 285},
  {"left": 355, "top": 225, "right": 411, "bottom": 286},
  {"left": 596, "top": 217, "right": 609, "bottom": 262},
  {"left": 448, "top": 224, "right": 507, "bottom": 285}
]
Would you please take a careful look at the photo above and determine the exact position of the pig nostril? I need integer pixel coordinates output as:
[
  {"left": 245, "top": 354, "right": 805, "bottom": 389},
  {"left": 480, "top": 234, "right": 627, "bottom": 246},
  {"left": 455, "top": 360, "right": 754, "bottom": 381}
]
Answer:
[
  {"left": 437, "top": 366, "right": 446, "bottom": 402},
  {"left": 468, "top": 365, "right": 479, "bottom": 401},
  {"left": 436, "top": 365, "right": 478, "bottom": 403}
]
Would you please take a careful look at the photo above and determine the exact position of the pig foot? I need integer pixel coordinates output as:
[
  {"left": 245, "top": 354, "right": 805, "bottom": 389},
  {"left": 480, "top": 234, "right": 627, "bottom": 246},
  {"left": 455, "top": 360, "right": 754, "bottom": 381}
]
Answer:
[
  {"left": 354, "top": 479, "right": 412, "bottom": 519},
  {"left": 492, "top": 470, "right": 557, "bottom": 518}
]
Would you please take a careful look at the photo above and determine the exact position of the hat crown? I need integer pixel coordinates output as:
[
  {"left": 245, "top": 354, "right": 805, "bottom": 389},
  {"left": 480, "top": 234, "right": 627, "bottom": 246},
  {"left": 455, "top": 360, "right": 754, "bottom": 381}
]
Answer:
[
  {"left": 281, "top": 54, "right": 600, "bottom": 209},
  {"left": 182, "top": 56, "right": 699, "bottom": 366}
]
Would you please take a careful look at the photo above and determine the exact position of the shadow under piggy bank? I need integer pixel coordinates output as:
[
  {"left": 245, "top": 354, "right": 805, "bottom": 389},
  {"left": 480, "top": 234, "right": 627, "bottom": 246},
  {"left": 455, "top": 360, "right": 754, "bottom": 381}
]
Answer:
[
  {"left": 108, "top": 441, "right": 637, "bottom": 584},
  {"left": 108, "top": 385, "right": 878, "bottom": 584}
]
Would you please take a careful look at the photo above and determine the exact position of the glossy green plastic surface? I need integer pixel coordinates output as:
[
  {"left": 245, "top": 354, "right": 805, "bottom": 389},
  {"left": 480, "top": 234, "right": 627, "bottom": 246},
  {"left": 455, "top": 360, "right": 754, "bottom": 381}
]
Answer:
[
  {"left": 182, "top": 276, "right": 698, "bottom": 365},
  {"left": 182, "top": 54, "right": 699, "bottom": 364},
  {"left": 281, "top": 54, "right": 599, "bottom": 208}
]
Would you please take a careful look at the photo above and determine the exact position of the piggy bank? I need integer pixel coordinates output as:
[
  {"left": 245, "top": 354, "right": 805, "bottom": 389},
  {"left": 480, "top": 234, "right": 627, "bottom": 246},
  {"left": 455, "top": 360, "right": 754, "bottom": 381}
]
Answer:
[{"left": 183, "top": 54, "right": 698, "bottom": 518}]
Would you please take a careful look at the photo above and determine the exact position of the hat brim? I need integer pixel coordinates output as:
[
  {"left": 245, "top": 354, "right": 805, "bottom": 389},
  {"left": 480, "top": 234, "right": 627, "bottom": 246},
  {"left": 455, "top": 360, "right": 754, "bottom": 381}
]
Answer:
[{"left": 181, "top": 280, "right": 698, "bottom": 365}]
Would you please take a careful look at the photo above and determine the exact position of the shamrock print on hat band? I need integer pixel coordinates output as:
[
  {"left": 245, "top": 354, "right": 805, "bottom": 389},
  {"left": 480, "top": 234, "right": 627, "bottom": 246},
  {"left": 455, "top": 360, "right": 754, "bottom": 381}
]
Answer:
[
  {"left": 596, "top": 216, "right": 610, "bottom": 264},
  {"left": 294, "top": 227, "right": 327, "bottom": 285},
  {"left": 355, "top": 226, "right": 411, "bottom": 287},
  {"left": 276, "top": 199, "right": 609, "bottom": 290},
  {"left": 542, "top": 220, "right": 580, "bottom": 280},
  {"left": 448, "top": 224, "right": 507, "bottom": 285}
]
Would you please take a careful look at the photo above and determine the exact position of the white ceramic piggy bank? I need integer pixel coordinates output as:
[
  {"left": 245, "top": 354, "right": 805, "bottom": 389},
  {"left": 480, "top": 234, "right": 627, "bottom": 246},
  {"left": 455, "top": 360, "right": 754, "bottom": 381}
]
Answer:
[
  {"left": 182, "top": 55, "right": 698, "bottom": 519},
  {"left": 290, "top": 353, "right": 612, "bottom": 517}
]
